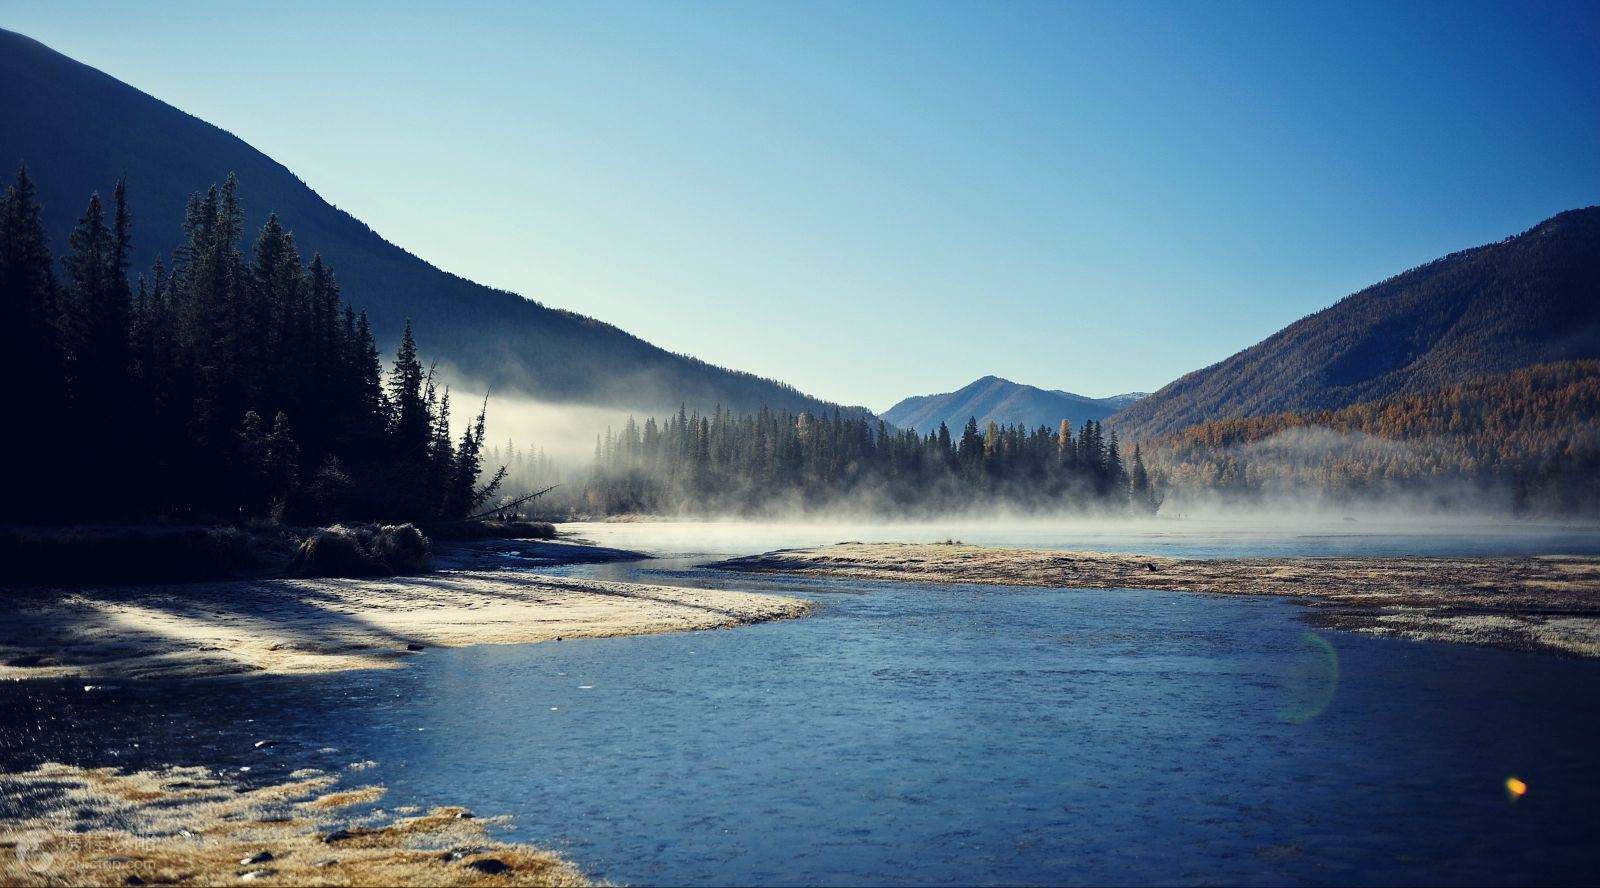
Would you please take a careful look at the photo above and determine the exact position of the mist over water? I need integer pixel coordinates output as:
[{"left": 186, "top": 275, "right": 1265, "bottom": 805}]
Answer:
[
  {"left": 564, "top": 513, "right": 1600, "bottom": 559},
  {"left": 424, "top": 367, "right": 1599, "bottom": 525}
]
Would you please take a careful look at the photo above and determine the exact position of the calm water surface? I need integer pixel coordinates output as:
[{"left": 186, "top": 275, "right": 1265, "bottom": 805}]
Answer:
[{"left": 4, "top": 523, "right": 1599, "bottom": 886}]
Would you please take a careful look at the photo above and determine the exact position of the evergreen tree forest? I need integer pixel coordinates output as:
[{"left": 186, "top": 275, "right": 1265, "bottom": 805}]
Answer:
[
  {"left": 584, "top": 407, "right": 1159, "bottom": 516},
  {"left": 0, "top": 166, "right": 502, "bottom": 526}
]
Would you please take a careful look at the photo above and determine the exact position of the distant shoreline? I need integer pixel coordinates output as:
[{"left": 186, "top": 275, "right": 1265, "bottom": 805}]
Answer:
[{"left": 714, "top": 542, "right": 1600, "bottom": 657}]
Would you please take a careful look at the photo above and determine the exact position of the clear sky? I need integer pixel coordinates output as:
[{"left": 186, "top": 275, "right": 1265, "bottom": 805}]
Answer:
[{"left": 5, "top": 0, "right": 1598, "bottom": 410}]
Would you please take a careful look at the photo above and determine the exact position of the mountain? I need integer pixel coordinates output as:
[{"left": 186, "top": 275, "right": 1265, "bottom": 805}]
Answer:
[
  {"left": 882, "top": 375, "right": 1145, "bottom": 434},
  {"left": 1112, "top": 207, "right": 1600, "bottom": 440},
  {"left": 0, "top": 28, "right": 865, "bottom": 418}
]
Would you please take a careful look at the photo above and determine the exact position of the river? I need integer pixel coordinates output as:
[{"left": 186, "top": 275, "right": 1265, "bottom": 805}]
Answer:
[{"left": 3, "top": 519, "right": 1598, "bottom": 885}]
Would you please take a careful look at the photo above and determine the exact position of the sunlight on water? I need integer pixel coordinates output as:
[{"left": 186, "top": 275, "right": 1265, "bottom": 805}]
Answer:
[{"left": 1506, "top": 776, "right": 1529, "bottom": 802}]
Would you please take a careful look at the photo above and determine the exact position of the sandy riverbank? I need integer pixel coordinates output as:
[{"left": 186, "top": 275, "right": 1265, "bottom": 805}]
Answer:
[
  {"left": 0, "top": 538, "right": 808, "bottom": 885},
  {"left": 0, "top": 540, "right": 809, "bottom": 681},
  {"left": 714, "top": 542, "right": 1600, "bottom": 657},
  {"left": 0, "top": 762, "right": 588, "bottom": 886}
]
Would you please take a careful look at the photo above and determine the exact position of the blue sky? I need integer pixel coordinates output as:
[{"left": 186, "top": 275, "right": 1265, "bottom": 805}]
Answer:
[{"left": 5, "top": 0, "right": 1598, "bottom": 410}]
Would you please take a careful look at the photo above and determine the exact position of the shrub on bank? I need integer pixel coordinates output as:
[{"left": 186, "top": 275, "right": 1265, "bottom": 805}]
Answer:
[
  {"left": 371, "top": 523, "right": 431, "bottom": 572},
  {"left": 291, "top": 524, "right": 432, "bottom": 577}
]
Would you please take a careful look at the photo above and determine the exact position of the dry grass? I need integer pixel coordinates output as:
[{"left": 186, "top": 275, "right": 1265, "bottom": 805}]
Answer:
[
  {"left": 716, "top": 543, "right": 1600, "bottom": 656},
  {"left": 302, "top": 787, "right": 386, "bottom": 810},
  {"left": 0, "top": 763, "right": 589, "bottom": 886}
]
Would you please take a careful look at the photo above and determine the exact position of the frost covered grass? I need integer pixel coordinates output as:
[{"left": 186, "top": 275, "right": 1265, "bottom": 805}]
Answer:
[
  {"left": 0, "top": 540, "right": 810, "bottom": 681},
  {"left": 0, "top": 762, "right": 588, "bottom": 886}
]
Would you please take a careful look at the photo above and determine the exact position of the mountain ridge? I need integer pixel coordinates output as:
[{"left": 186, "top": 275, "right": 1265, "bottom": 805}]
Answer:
[
  {"left": 883, "top": 375, "right": 1144, "bottom": 434},
  {"left": 1111, "top": 206, "right": 1600, "bottom": 439},
  {"left": 0, "top": 28, "right": 869, "bottom": 419}
]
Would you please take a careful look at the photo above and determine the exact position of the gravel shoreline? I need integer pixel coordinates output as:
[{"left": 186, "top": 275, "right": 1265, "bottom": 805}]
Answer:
[{"left": 714, "top": 542, "right": 1600, "bottom": 657}]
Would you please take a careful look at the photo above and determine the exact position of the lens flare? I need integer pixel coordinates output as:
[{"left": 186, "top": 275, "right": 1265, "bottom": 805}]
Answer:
[
  {"left": 1505, "top": 776, "right": 1528, "bottom": 801},
  {"left": 1276, "top": 632, "right": 1340, "bottom": 724}
]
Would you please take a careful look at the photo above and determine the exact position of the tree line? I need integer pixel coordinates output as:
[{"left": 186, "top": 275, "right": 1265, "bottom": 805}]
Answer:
[
  {"left": 0, "top": 166, "right": 502, "bottom": 526},
  {"left": 584, "top": 407, "right": 1159, "bottom": 516},
  {"left": 1143, "top": 360, "right": 1600, "bottom": 514}
]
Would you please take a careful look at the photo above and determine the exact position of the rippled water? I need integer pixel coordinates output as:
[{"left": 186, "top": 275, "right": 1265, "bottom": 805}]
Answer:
[{"left": 4, "top": 524, "right": 1600, "bottom": 885}]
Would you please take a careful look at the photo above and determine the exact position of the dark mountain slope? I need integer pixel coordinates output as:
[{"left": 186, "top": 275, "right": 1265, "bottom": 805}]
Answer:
[
  {"left": 883, "top": 375, "right": 1144, "bottom": 434},
  {"left": 0, "top": 28, "right": 862, "bottom": 416},
  {"left": 1113, "top": 207, "right": 1600, "bottom": 439}
]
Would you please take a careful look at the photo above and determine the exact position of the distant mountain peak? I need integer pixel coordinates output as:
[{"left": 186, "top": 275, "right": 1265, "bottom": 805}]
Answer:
[{"left": 883, "top": 376, "right": 1145, "bottom": 434}]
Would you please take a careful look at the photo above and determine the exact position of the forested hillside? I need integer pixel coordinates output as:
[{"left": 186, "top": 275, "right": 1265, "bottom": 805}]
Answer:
[
  {"left": 1, "top": 167, "right": 501, "bottom": 525},
  {"left": 1113, "top": 207, "right": 1600, "bottom": 438},
  {"left": 0, "top": 28, "right": 862, "bottom": 417},
  {"left": 884, "top": 375, "right": 1143, "bottom": 435},
  {"left": 1144, "top": 361, "right": 1600, "bottom": 514}
]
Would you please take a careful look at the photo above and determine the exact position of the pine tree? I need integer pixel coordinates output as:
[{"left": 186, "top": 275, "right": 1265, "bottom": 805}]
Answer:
[
  {"left": 448, "top": 397, "right": 504, "bottom": 519},
  {"left": 265, "top": 411, "right": 301, "bottom": 517},
  {"left": 1104, "top": 430, "right": 1127, "bottom": 502},
  {"left": 111, "top": 177, "right": 132, "bottom": 304},
  {"left": 379, "top": 319, "right": 434, "bottom": 517},
  {"left": 387, "top": 320, "right": 429, "bottom": 454},
  {"left": 1129, "top": 443, "right": 1155, "bottom": 514},
  {"left": 426, "top": 386, "right": 456, "bottom": 518},
  {"left": 0, "top": 165, "right": 64, "bottom": 518},
  {"left": 251, "top": 213, "right": 303, "bottom": 411},
  {"left": 0, "top": 166, "right": 57, "bottom": 320},
  {"left": 59, "top": 190, "right": 137, "bottom": 514},
  {"left": 61, "top": 192, "right": 129, "bottom": 394}
]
